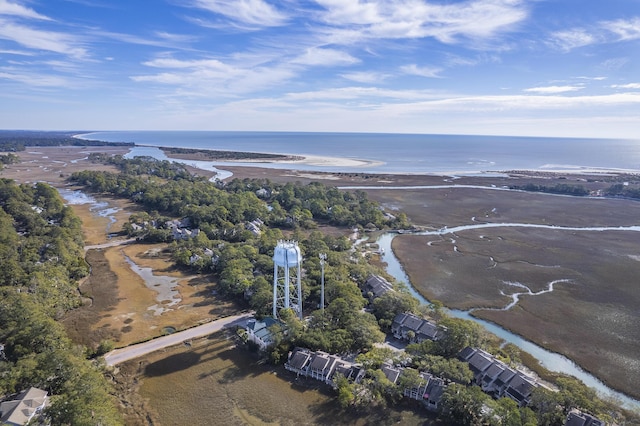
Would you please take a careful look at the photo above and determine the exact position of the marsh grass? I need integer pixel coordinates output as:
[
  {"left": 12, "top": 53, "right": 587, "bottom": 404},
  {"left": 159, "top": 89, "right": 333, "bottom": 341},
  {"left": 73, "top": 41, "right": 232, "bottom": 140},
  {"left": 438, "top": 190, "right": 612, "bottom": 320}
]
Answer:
[
  {"left": 133, "top": 332, "right": 434, "bottom": 426},
  {"left": 388, "top": 189, "right": 640, "bottom": 401}
]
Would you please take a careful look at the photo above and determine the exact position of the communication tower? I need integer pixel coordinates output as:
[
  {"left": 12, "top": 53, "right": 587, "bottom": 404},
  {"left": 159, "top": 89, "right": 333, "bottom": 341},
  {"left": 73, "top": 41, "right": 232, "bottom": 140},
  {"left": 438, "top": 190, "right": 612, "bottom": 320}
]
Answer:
[{"left": 273, "top": 240, "right": 303, "bottom": 319}]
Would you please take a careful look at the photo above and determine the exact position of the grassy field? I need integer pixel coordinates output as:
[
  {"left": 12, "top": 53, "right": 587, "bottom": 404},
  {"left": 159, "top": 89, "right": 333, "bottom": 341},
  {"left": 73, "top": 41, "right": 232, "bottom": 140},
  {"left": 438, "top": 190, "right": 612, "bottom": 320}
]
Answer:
[{"left": 119, "top": 331, "right": 435, "bottom": 426}]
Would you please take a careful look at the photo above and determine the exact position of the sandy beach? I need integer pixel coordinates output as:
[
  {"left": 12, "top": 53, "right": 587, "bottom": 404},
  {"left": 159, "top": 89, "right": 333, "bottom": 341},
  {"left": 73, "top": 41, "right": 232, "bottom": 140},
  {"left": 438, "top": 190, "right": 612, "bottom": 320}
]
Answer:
[{"left": 155, "top": 146, "right": 385, "bottom": 169}]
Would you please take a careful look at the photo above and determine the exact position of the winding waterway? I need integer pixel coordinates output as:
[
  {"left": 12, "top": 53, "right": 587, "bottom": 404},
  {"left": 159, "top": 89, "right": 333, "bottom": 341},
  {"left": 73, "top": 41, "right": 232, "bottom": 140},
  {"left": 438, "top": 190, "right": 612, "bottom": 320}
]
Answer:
[{"left": 376, "top": 227, "right": 640, "bottom": 410}]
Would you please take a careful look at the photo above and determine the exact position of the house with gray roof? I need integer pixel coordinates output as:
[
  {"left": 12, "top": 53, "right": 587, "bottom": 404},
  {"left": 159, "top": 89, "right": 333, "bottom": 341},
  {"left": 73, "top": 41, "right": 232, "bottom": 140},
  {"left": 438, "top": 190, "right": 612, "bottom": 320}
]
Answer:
[
  {"left": 505, "top": 373, "right": 537, "bottom": 406},
  {"left": 308, "top": 351, "right": 339, "bottom": 382},
  {"left": 0, "top": 387, "right": 48, "bottom": 426},
  {"left": 284, "top": 347, "right": 313, "bottom": 375},
  {"left": 330, "top": 359, "right": 366, "bottom": 386},
  {"left": 381, "top": 363, "right": 402, "bottom": 384},
  {"left": 465, "top": 348, "right": 496, "bottom": 380},
  {"left": 459, "top": 347, "right": 539, "bottom": 407},
  {"left": 401, "top": 370, "right": 445, "bottom": 412},
  {"left": 363, "top": 274, "right": 394, "bottom": 300},
  {"left": 391, "top": 312, "right": 445, "bottom": 343},
  {"left": 245, "top": 317, "right": 281, "bottom": 350},
  {"left": 565, "top": 408, "right": 606, "bottom": 426},
  {"left": 284, "top": 347, "right": 364, "bottom": 386}
]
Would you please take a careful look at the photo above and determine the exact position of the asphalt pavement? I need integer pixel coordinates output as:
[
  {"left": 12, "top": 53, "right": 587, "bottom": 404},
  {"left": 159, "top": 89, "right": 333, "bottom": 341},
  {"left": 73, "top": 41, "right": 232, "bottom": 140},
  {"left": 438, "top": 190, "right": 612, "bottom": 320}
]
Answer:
[{"left": 103, "top": 312, "right": 252, "bottom": 366}]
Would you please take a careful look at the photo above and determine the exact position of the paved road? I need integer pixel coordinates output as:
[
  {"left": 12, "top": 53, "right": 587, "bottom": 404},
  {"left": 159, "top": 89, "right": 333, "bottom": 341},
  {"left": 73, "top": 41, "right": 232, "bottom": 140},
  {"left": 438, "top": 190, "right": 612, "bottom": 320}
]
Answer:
[{"left": 103, "top": 312, "right": 253, "bottom": 366}]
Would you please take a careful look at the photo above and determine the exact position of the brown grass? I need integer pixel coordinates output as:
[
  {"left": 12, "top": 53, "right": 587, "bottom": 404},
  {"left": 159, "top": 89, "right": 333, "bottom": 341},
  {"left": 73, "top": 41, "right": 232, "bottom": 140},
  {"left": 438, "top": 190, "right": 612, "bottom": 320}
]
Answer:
[
  {"left": 386, "top": 187, "right": 640, "bottom": 400},
  {"left": 1, "top": 146, "right": 129, "bottom": 186},
  {"left": 116, "top": 331, "right": 435, "bottom": 426}
]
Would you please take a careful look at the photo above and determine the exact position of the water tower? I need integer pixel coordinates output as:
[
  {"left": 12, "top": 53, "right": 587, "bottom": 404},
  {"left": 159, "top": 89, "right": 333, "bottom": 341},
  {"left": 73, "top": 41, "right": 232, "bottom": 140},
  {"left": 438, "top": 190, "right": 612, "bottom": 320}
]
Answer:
[{"left": 273, "top": 240, "right": 303, "bottom": 319}]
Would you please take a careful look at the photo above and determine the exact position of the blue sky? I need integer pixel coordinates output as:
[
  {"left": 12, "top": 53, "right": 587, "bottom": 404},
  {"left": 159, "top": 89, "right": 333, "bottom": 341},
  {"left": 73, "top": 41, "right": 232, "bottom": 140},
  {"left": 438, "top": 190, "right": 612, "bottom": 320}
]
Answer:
[{"left": 1, "top": 0, "right": 639, "bottom": 138}]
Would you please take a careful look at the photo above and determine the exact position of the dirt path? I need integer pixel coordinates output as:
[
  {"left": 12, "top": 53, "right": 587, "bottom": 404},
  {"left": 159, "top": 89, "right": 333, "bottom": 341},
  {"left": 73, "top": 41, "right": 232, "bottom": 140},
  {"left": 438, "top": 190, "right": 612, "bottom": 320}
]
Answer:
[{"left": 103, "top": 312, "right": 253, "bottom": 366}]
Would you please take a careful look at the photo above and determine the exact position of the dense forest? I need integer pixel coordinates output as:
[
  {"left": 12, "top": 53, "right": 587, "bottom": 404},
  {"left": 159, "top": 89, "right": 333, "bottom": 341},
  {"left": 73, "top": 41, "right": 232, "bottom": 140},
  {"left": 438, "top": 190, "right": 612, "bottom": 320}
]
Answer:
[
  {"left": 0, "top": 130, "right": 132, "bottom": 152},
  {"left": 510, "top": 181, "right": 640, "bottom": 200},
  {"left": 72, "top": 155, "right": 410, "bottom": 231},
  {"left": 0, "top": 179, "right": 122, "bottom": 425},
  {"left": 509, "top": 183, "right": 590, "bottom": 196},
  {"left": 160, "top": 146, "right": 299, "bottom": 161}
]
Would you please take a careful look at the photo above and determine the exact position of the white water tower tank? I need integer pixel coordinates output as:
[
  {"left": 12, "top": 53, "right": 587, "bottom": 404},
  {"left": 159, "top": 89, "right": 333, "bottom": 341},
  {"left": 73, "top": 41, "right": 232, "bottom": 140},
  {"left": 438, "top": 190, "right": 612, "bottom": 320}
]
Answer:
[
  {"left": 273, "top": 241, "right": 302, "bottom": 267},
  {"left": 272, "top": 240, "right": 303, "bottom": 319}
]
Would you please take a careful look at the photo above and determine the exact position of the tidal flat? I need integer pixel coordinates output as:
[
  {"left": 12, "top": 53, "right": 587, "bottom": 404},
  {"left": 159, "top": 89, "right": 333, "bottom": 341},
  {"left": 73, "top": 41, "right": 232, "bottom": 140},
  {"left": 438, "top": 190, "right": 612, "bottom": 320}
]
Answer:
[{"left": 379, "top": 185, "right": 640, "bottom": 402}]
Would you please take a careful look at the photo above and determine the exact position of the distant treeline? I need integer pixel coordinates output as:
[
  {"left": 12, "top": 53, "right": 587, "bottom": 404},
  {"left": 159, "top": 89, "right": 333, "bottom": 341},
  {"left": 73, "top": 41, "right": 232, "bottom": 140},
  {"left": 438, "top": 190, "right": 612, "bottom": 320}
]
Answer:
[
  {"left": 509, "top": 183, "right": 590, "bottom": 196},
  {"left": 511, "top": 182, "right": 640, "bottom": 200},
  {"left": 605, "top": 183, "right": 640, "bottom": 200},
  {"left": 0, "top": 130, "right": 133, "bottom": 152},
  {"left": 161, "top": 147, "right": 300, "bottom": 161}
]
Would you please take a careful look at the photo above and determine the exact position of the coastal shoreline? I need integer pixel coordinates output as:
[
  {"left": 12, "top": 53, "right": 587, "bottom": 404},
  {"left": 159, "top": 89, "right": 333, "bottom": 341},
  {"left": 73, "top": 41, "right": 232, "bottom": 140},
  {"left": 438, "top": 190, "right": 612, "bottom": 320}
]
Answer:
[
  {"left": 157, "top": 146, "right": 386, "bottom": 169},
  {"left": 150, "top": 144, "right": 640, "bottom": 180}
]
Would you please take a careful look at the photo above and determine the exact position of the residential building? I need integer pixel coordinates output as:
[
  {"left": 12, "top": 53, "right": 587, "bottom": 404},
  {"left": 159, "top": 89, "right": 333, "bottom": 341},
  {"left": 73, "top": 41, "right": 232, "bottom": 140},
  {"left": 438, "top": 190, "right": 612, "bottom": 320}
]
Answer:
[
  {"left": 308, "top": 351, "right": 339, "bottom": 382},
  {"left": 565, "top": 408, "right": 606, "bottom": 426},
  {"left": 284, "top": 347, "right": 364, "bottom": 386},
  {"left": 284, "top": 347, "right": 313, "bottom": 376},
  {"left": 0, "top": 387, "right": 48, "bottom": 426},
  {"left": 362, "top": 274, "right": 394, "bottom": 300},
  {"left": 397, "top": 369, "right": 445, "bottom": 411},
  {"left": 381, "top": 363, "right": 402, "bottom": 384},
  {"left": 459, "top": 347, "right": 539, "bottom": 406},
  {"left": 391, "top": 312, "right": 445, "bottom": 343},
  {"left": 245, "top": 317, "right": 281, "bottom": 350}
]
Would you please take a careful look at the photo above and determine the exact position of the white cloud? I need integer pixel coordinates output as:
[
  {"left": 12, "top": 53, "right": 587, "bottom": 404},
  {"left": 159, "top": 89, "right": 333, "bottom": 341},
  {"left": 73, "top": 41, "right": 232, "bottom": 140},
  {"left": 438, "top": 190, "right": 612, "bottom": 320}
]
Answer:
[
  {"left": 314, "top": 0, "right": 529, "bottom": 45},
  {"left": 548, "top": 29, "right": 596, "bottom": 51},
  {"left": 524, "top": 85, "right": 584, "bottom": 94},
  {"left": 548, "top": 17, "right": 640, "bottom": 51},
  {"left": 0, "top": 69, "right": 70, "bottom": 87},
  {"left": 599, "top": 57, "right": 629, "bottom": 71},
  {"left": 416, "top": 92, "right": 640, "bottom": 112},
  {"left": 154, "top": 31, "right": 198, "bottom": 43},
  {"left": 576, "top": 76, "right": 607, "bottom": 81},
  {"left": 133, "top": 55, "right": 296, "bottom": 95},
  {"left": 0, "top": 19, "right": 87, "bottom": 58},
  {"left": 340, "top": 71, "right": 391, "bottom": 84},
  {"left": 143, "top": 57, "right": 232, "bottom": 70},
  {"left": 291, "top": 47, "right": 359, "bottom": 67},
  {"left": 190, "top": 0, "right": 288, "bottom": 28},
  {"left": 0, "top": 48, "right": 32, "bottom": 55},
  {"left": 0, "top": 0, "right": 51, "bottom": 20},
  {"left": 602, "top": 17, "right": 640, "bottom": 41},
  {"left": 400, "top": 64, "right": 442, "bottom": 78},
  {"left": 143, "top": 90, "right": 640, "bottom": 139},
  {"left": 611, "top": 83, "right": 640, "bottom": 90},
  {"left": 91, "top": 30, "right": 194, "bottom": 49},
  {"left": 284, "top": 86, "right": 439, "bottom": 101}
]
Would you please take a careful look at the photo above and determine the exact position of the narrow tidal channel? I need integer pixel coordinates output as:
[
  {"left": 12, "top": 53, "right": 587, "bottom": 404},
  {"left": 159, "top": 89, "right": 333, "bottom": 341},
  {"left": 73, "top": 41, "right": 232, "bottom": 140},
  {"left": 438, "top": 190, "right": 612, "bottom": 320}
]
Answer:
[{"left": 376, "top": 231, "right": 640, "bottom": 410}]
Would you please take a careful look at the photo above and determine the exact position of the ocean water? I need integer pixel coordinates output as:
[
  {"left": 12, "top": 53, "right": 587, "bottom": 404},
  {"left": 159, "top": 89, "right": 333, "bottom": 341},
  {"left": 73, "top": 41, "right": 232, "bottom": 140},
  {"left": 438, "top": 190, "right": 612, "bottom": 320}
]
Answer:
[{"left": 78, "top": 131, "right": 640, "bottom": 175}]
